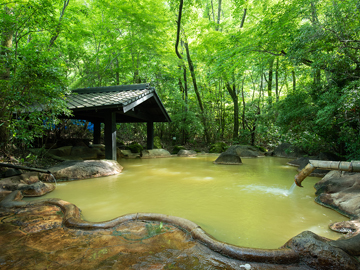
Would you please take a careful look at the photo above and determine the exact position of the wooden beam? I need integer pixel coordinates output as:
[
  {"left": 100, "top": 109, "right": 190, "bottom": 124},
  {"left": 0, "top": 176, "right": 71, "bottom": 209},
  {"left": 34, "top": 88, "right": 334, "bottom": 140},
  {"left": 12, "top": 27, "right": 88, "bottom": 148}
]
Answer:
[
  {"left": 123, "top": 93, "right": 154, "bottom": 113},
  {"left": 123, "top": 109, "right": 153, "bottom": 122},
  {"left": 104, "top": 112, "right": 117, "bottom": 160},
  {"left": 147, "top": 121, "right": 154, "bottom": 149}
]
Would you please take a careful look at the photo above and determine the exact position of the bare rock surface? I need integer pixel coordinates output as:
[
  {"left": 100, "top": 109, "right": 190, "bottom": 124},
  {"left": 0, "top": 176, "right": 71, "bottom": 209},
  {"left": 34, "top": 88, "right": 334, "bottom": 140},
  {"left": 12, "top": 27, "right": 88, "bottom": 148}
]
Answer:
[
  {"left": 40, "top": 160, "right": 123, "bottom": 181},
  {"left": 1, "top": 190, "right": 360, "bottom": 269},
  {"left": 0, "top": 172, "right": 55, "bottom": 197},
  {"left": 141, "top": 149, "right": 171, "bottom": 158},
  {"left": 0, "top": 201, "right": 303, "bottom": 270},
  {"left": 284, "top": 231, "right": 359, "bottom": 270},
  {"left": 315, "top": 171, "right": 360, "bottom": 219},
  {"left": 118, "top": 149, "right": 141, "bottom": 159},
  {"left": 314, "top": 170, "right": 360, "bottom": 258},
  {"left": 177, "top": 149, "right": 197, "bottom": 157}
]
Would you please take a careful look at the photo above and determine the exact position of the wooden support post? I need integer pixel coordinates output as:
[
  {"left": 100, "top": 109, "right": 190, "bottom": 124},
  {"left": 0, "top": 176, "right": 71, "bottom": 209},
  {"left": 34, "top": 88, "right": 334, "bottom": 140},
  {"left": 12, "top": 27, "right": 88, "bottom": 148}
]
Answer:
[
  {"left": 104, "top": 112, "right": 117, "bottom": 160},
  {"left": 93, "top": 120, "right": 101, "bottom": 144},
  {"left": 147, "top": 121, "right": 154, "bottom": 149}
]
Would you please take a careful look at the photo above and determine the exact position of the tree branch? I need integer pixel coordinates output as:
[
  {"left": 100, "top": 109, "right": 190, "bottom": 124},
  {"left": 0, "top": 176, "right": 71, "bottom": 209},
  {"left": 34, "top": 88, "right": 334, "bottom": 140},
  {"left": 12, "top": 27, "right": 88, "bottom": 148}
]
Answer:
[
  {"left": 240, "top": 8, "right": 247, "bottom": 28},
  {"left": 49, "top": 0, "right": 70, "bottom": 48}
]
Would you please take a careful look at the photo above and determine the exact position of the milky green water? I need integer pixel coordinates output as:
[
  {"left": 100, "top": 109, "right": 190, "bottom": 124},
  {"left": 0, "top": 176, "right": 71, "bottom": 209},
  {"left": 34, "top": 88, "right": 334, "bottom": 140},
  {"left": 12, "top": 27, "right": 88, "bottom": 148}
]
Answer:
[{"left": 27, "top": 156, "right": 347, "bottom": 249}]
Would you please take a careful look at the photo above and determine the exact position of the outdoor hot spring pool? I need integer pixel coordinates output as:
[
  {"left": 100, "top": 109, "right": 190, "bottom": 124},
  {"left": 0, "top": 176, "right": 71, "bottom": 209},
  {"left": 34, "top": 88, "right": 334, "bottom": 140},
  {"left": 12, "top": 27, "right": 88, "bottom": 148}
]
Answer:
[{"left": 26, "top": 155, "right": 346, "bottom": 249}]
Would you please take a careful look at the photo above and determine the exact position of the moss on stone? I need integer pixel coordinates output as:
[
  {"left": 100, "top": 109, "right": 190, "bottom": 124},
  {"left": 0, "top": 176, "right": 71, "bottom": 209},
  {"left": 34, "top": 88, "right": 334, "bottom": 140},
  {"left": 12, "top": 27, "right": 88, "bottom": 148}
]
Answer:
[
  {"left": 126, "top": 142, "right": 144, "bottom": 153},
  {"left": 209, "top": 142, "right": 228, "bottom": 153},
  {"left": 172, "top": 145, "right": 185, "bottom": 154}
]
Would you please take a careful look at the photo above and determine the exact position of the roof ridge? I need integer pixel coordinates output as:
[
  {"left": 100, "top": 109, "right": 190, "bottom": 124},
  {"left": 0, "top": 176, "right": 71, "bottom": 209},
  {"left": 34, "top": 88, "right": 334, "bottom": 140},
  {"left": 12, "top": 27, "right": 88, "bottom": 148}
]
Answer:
[{"left": 72, "top": 83, "right": 151, "bottom": 94}]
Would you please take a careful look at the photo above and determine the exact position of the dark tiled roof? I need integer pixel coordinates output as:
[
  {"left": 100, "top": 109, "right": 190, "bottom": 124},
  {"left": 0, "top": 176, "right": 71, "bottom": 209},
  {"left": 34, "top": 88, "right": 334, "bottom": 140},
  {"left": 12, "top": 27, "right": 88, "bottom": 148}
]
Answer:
[
  {"left": 67, "top": 83, "right": 171, "bottom": 123},
  {"left": 21, "top": 83, "right": 171, "bottom": 123},
  {"left": 68, "top": 83, "right": 152, "bottom": 110}
]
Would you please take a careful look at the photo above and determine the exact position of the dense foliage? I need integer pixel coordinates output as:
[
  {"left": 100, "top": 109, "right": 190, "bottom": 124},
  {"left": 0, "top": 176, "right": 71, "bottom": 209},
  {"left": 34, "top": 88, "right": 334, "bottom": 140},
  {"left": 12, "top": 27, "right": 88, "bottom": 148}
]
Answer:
[{"left": 1, "top": 0, "right": 359, "bottom": 159}]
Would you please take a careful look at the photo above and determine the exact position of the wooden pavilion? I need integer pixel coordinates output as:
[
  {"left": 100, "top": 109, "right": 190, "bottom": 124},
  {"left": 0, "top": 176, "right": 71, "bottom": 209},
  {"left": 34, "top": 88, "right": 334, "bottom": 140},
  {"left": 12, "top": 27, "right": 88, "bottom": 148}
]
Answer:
[{"left": 65, "top": 83, "right": 171, "bottom": 160}]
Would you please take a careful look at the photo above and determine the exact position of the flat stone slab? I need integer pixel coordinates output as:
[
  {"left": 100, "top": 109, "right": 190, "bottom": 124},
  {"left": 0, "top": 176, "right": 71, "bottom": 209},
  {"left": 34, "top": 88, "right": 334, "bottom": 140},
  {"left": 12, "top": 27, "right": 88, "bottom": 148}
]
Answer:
[{"left": 39, "top": 160, "right": 123, "bottom": 181}]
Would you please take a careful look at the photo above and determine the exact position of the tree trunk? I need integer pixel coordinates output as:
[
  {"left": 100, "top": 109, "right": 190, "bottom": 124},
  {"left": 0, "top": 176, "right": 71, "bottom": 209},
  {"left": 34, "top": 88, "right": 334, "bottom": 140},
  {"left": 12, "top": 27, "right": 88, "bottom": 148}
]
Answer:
[
  {"left": 241, "top": 79, "right": 246, "bottom": 130},
  {"left": 267, "top": 57, "right": 274, "bottom": 104},
  {"left": 250, "top": 73, "right": 263, "bottom": 146},
  {"left": 240, "top": 8, "right": 247, "bottom": 28},
  {"left": 184, "top": 42, "right": 210, "bottom": 143},
  {"left": 182, "top": 65, "right": 188, "bottom": 144},
  {"left": 133, "top": 52, "right": 141, "bottom": 83},
  {"left": 0, "top": 5, "right": 14, "bottom": 152},
  {"left": 292, "top": 69, "right": 296, "bottom": 92},
  {"left": 175, "top": 0, "right": 184, "bottom": 60},
  {"left": 178, "top": 64, "right": 188, "bottom": 144},
  {"left": 0, "top": 6, "right": 13, "bottom": 81},
  {"left": 216, "top": 0, "right": 222, "bottom": 31},
  {"left": 115, "top": 57, "right": 120, "bottom": 85},
  {"left": 314, "top": 69, "right": 321, "bottom": 85},
  {"left": 211, "top": 0, "right": 216, "bottom": 23},
  {"left": 49, "top": 0, "right": 70, "bottom": 48},
  {"left": 275, "top": 58, "right": 279, "bottom": 102},
  {"left": 226, "top": 83, "right": 239, "bottom": 140}
]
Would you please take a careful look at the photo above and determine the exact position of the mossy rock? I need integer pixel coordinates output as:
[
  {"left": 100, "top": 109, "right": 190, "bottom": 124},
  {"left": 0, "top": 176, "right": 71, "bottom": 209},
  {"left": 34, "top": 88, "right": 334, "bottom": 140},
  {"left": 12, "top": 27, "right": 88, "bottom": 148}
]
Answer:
[
  {"left": 255, "top": 145, "right": 267, "bottom": 152},
  {"left": 141, "top": 149, "right": 171, "bottom": 158},
  {"left": 154, "top": 136, "right": 162, "bottom": 149},
  {"left": 209, "top": 142, "right": 228, "bottom": 153},
  {"left": 172, "top": 145, "right": 186, "bottom": 154},
  {"left": 126, "top": 142, "right": 144, "bottom": 153}
]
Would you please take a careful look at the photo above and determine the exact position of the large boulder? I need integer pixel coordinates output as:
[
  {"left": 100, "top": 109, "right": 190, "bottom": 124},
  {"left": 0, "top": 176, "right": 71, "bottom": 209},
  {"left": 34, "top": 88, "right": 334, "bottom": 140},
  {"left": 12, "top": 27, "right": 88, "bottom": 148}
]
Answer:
[
  {"left": 284, "top": 231, "right": 359, "bottom": 269},
  {"left": 141, "top": 149, "right": 171, "bottom": 158},
  {"left": 214, "top": 145, "right": 264, "bottom": 165},
  {"left": 39, "top": 160, "right": 123, "bottom": 181},
  {"left": 315, "top": 171, "right": 360, "bottom": 219},
  {"left": 273, "top": 143, "right": 306, "bottom": 158},
  {"left": 314, "top": 171, "right": 360, "bottom": 256},
  {"left": 172, "top": 145, "right": 186, "bottom": 154}
]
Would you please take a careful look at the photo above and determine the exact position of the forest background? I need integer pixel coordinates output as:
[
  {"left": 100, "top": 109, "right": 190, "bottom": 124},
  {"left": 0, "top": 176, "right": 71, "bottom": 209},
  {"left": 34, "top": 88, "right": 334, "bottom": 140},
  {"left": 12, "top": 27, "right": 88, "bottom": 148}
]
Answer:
[{"left": 0, "top": 0, "right": 359, "bottom": 161}]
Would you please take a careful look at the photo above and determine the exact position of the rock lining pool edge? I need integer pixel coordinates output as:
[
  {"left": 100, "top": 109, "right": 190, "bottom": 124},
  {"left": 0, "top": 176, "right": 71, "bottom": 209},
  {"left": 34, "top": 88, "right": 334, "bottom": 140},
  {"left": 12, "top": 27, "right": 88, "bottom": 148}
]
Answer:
[
  {"left": 2, "top": 189, "right": 360, "bottom": 269},
  {"left": 1, "top": 190, "right": 299, "bottom": 264}
]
